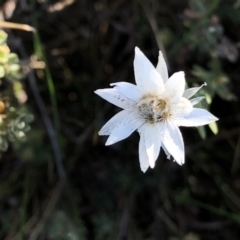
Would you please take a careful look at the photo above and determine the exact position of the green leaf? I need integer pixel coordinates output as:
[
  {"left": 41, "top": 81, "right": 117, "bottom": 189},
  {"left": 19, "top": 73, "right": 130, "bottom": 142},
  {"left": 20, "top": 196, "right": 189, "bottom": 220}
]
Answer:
[
  {"left": 7, "top": 63, "right": 20, "bottom": 72},
  {"left": 197, "top": 126, "right": 206, "bottom": 139},
  {"left": 7, "top": 53, "right": 19, "bottom": 64},
  {"left": 0, "top": 136, "right": 8, "bottom": 151},
  {"left": 205, "top": 92, "right": 212, "bottom": 104},
  {"left": 0, "top": 30, "right": 7, "bottom": 45},
  {"left": 0, "top": 65, "right": 5, "bottom": 78},
  {"left": 209, "top": 121, "right": 218, "bottom": 135}
]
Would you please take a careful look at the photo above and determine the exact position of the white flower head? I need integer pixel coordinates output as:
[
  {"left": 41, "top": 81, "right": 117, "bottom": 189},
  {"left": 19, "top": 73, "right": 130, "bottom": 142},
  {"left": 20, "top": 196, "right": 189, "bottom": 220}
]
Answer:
[{"left": 95, "top": 47, "right": 218, "bottom": 172}]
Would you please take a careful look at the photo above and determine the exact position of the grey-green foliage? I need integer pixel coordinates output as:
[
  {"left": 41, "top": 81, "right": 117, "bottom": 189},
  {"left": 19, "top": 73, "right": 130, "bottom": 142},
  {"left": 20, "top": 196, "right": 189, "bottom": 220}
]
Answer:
[
  {"left": 93, "top": 214, "right": 116, "bottom": 240},
  {"left": 47, "top": 211, "right": 86, "bottom": 240},
  {"left": 0, "top": 30, "right": 33, "bottom": 152},
  {"left": 186, "top": 0, "right": 223, "bottom": 52},
  {"left": 0, "top": 31, "right": 23, "bottom": 82},
  {"left": 179, "top": 0, "right": 238, "bottom": 138},
  {"left": 0, "top": 111, "right": 34, "bottom": 152},
  {"left": 192, "top": 58, "right": 236, "bottom": 101},
  {"left": 7, "top": 113, "right": 34, "bottom": 142}
]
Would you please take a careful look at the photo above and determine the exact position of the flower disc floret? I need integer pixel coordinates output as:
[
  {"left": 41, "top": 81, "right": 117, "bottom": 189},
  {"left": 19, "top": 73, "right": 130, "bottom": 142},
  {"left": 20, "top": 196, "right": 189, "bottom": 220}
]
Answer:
[{"left": 137, "top": 95, "right": 169, "bottom": 123}]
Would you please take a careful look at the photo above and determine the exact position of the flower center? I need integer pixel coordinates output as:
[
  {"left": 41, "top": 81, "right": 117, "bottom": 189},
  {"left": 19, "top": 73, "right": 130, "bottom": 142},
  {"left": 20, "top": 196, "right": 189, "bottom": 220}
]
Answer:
[{"left": 137, "top": 95, "right": 170, "bottom": 123}]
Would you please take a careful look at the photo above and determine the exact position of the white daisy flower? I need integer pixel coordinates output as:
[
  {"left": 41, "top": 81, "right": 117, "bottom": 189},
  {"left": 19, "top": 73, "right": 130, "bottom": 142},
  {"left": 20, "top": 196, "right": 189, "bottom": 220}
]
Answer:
[{"left": 95, "top": 47, "right": 218, "bottom": 172}]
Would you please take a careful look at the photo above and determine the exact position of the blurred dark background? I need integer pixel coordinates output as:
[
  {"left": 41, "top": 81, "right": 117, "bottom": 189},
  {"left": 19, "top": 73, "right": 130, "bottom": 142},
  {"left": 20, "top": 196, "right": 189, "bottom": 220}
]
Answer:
[{"left": 0, "top": 0, "right": 240, "bottom": 239}]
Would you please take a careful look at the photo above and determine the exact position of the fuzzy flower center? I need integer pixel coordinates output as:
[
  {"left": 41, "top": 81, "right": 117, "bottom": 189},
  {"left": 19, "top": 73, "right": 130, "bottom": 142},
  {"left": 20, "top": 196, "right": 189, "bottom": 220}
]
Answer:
[{"left": 137, "top": 95, "right": 170, "bottom": 123}]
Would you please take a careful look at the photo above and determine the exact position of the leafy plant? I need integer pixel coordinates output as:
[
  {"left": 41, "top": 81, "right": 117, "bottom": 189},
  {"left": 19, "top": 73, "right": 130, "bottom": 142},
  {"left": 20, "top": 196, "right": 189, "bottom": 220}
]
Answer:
[{"left": 0, "top": 30, "right": 33, "bottom": 152}]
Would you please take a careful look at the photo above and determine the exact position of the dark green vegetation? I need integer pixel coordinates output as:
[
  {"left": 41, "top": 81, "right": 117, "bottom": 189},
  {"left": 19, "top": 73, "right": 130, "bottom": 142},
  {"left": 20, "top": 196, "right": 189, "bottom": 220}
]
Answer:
[{"left": 0, "top": 0, "right": 240, "bottom": 239}]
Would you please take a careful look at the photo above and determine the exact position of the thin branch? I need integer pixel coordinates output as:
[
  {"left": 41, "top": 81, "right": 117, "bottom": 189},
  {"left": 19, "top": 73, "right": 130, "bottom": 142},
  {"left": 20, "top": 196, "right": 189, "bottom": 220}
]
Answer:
[
  {"left": 28, "top": 68, "right": 66, "bottom": 180},
  {"left": 0, "top": 21, "right": 35, "bottom": 32},
  {"left": 186, "top": 127, "right": 240, "bottom": 154},
  {"left": 231, "top": 130, "right": 240, "bottom": 174},
  {"left": 117, "top": 199, "right": 129, "bottom": 240},
  {"left": 28, "top": 182, "right": 63, "bottom": 240},
  {"left": 16, "top": 38, "right": 66, "bottom": 180},
  {"left": 138, "top": 0, "right": 169, "bottom": 67}
]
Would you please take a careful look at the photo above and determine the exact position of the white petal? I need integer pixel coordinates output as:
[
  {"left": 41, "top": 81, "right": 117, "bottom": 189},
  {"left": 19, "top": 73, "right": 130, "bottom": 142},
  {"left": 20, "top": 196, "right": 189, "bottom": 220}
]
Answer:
[
  {"left": 95, "top": 88, "right": 135, "bottom": 109},
  {"left": 134, "top": 47, "right": 165, "bottom": 94},
  {"left": 171, "top": 97, "right": 193, "bottom": 118},
  {"left": 139, "top": 130, "right": 150, "bottom": 172},
  {"left": 162, "top": 143, "right": 171, "bottom": 159},
  {"left": 105, "top": 111, "right": 144, "bottom": 145},
  {"left": 176, "top": 108, "right": 219, "bottom": 127},
  {"left": 156, "top": 51, "right": 168, "bottom": 83},
  {"left": 99, "top": 110, "right": 129, "bottom": 136},
  {"left": 110, "top": 82, "right": 143, "bottom": 102},
  {"left": 190, "top": 96, "right": 205, "bottom": 106},
  {"left": 143, "top": 124, "right": 162, "bottom": 168},
  {"left": 164, "top": 71, "right": 185, "bottom": 103},
  {"left": 183, "top": 83, "right": 207, "bottom": 99},
  {"left": 162, "top": 121, "right": 184, "bottom": 165}
]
